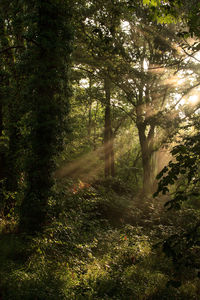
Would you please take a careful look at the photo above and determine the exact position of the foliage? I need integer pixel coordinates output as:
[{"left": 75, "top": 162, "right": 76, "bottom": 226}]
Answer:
[
  {"left": 1, "top": 0, "right": 200, "bottom": 299},
  {"left": 153, "top": 117, "right": 200, "bottom": 293},
  {"left": 154, "top": 118, "right": 200, "bottom": 209},
  {"left": 0, "top": 180, "right": 199, "bottom": 299}
]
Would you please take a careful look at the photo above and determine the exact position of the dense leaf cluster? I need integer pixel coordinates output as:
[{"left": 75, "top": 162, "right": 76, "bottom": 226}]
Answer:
[{"left": 155, "top": 119, "right": 200, "bottom": 209}]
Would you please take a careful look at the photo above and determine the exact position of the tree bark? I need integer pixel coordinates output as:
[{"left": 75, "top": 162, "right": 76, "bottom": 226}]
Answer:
[
  {"left": 0, "top": 16, "right": 22, "bottom": 212},
  {"left": 88, "top": 76, "right": 92, "bottom": 139},
  {"left": 110, "top": 135, "right": 115, "bottom": 177},
  {"left": 0, "top": 102, "right": 5, "bottom": 182},
  {"left": 0, "top": 101, "right": 5, "bottom": 206},
  {"left": 19, "top": 0, "right": 72, "bottom": 233},
  {"left": 136, "top": 104, "right": 157, "bottom": 195},
  {"left": 104, "top": 76, "right": 115, "bottom": 177}
]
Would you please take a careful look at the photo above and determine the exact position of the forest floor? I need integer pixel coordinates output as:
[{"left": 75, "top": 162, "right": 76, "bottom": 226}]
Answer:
[{"left": 0, "top": 177, "right": 200, "bottom": 299}]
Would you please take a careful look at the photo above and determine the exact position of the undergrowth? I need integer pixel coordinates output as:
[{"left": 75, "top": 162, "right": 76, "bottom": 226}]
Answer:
[{"left": 0, "top": 177, "right": 200, "bottom": 299}]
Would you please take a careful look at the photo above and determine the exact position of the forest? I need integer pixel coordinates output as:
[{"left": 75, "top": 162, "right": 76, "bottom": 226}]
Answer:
[{"left": 0, "top": 0, "right": 200, "bottom": 299}]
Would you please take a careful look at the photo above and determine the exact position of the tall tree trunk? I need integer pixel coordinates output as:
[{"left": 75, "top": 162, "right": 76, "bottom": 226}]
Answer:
[
  {"left": 88, "top": 76, "right": 92, "bottom": 139},
  {"left": 0, "top": 15, "right": 21, "bottom": 212},
  {"left": 0, "top": 101, "right": 5, "bottom": 206},
  {"left": 0, "top": 102, "right": 5, "bottom": 181},
  {"left": 136, "top": 104, "right": 156, "bottom": 195},
  {"left": 138, "top": 127, "right": 156, "bottom": 194},
  {"left": 110, "top": 132, "right": 115, "bottom": 177},
  {"left": 104, "top": 76, "right": 115, "bottom": 177},
  {"left": 93, "top": 102, "right": 97, "bottom": 151},
  {"left": 104, "top": 101, "right": 111, "bottom": 177},
  {"left": 19, "top": 0, "right": 72, "bottom": 233}
]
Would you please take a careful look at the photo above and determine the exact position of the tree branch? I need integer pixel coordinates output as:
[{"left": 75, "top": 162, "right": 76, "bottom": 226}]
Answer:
[{"left": 0, "top": 45, "right": 24, "bottom": 54}]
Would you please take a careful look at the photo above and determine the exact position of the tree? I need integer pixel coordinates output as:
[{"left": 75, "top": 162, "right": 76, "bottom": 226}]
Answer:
[
  {"left": 71, "top": 0, "right": 131, "bottom": 179},
  {"left": 107, "top": 12, "right": 188, "bottom": 194},
  {"left": 18, "top": 0, "right": 73, "bottom": 233},
  {"left": 0, "top": 0, "right": 26, "bottom": 212},
  {"left": 104, "top": 74, "right": 115, "bottom": 177},
  {"left": 72, "top": 0, "right": 200, "bottom": 192}
]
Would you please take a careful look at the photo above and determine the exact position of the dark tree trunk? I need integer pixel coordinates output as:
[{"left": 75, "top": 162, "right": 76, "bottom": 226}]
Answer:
[
  {"left": 0, "top": 17, "right": 21, "bottom": 213},
  {"left": 110, "top": 134, "right": 115, "bottom": 177},
  {"left": 104, "top": 76, "right": 115, "bottom": 178},
  {"left": 0, "top": 101, "right": 5, "bottom": 206},
  {"left": 0, "top": 102, "right": 5, "bottom": 182},
  {"left": 138, "top": 128, "right": 156, "bottom": 194},
  {"left": 19, "top": 0, "right": 72, "bottom": 234},
  {"left": 104, "top": 102, "right": 111, "bottom": 177}
]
